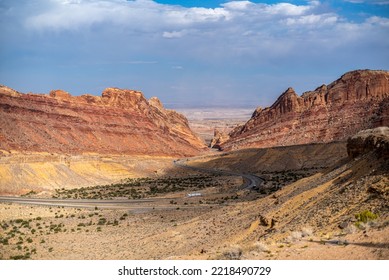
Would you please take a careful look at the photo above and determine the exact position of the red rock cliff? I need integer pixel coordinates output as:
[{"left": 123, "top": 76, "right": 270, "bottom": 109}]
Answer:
[
  {"left": 220, "top": 70, "right": 389, "bottom": 150},
  {"left": 0, "top": 86, "right": 206, "bottom": 156}
]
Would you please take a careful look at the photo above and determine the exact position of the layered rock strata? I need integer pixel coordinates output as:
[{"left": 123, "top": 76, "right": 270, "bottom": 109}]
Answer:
[
  {"left": 0, "top": 86, "right": 205, "bottom": 156},
  {"left": 220, "top": 70, "right": 389, "bottom": 150},
  {"left": 347, "top": 127, "right": 389, "bottom": 159}
]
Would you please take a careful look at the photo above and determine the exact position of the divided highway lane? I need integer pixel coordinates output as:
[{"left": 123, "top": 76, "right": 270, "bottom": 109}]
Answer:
[
  {"left": 0, "top": 158, "right": 264, "bottom": 210},
  {"left": 0, "top": 196, "right": 154, "bottom": 209},
  {"left": 173, "top": 159, "right": 264, "bottom": 191},
  {"left": 0, "top": 196, "right": 203, "bottom": 210}
]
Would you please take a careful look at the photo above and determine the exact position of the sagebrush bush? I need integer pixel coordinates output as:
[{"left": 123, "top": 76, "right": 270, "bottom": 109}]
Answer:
[
  {"left": 355, "top": 210, "right": 378, "bottom": 223},
  {"left": 288, "top": 231, "right": 302, "bottom": 242},
  {"left": 301, "top": 227, "right": 313, "bottom": 237},
  {"left": 222, "top": 245, "right": 242, "bottom": 260},
  {"left": 251, "top": 241, "right": 270, "bottom": 253}
]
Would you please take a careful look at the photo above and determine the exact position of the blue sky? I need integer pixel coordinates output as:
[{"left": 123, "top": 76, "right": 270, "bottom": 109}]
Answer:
[{"left": 0, "top": 0, "right": 388, "bottom": 108}]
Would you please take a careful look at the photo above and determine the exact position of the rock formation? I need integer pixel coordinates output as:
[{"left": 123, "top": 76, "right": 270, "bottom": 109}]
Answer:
[
  {"left": 347, "top": 127, "right": 389, "bottom": 159},
  {"left": 210, "top": 129, "right": 230, "bottom": 149},
  {"left": 219, "top": 70, "right": 389, "bottom": 150},
  {"left": 0, "top": 86, "right": 206, "bottom": 157}
]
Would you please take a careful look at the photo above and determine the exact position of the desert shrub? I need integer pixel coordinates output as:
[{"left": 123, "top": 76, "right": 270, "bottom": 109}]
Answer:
[
  {"left": 355, "top": 210, "right": 378, "bottom": 223},
  {"left": 343, "top": 224, "right": 358, "bottom": 234},
  {"left": 10, "top": 254, "right": 29, "bottom": 260},
  {"left": 251, "top": 241, "right": 270, "bottom": 253},
  {"left": 286, "top": 231, "right": 303, "bottom": 243},
  {"left": 120, "top": 213, "right": 128, "bottom": 220},
  {"left": 1, "top": 222, "right": 9, "bottom": 230},
  {"left": 301, "top": 227, "right": 313, "bottom": 237},
  {"left": 0, "top": 238, "right": 9, "bottom": 245},
  {"left": 222, "top": 245, "right": 243, "bottom": 260},
  {"left": 97, "top": 218, "right": 106, "bottom": 225}
]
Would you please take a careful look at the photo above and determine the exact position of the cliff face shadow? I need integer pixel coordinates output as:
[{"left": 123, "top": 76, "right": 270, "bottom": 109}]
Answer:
[
  {"left": 309, "top": 240, "right": 389, "bottom": 249},
  {"left": 309, "top": 240, "right": 389, "bottom": 250}
]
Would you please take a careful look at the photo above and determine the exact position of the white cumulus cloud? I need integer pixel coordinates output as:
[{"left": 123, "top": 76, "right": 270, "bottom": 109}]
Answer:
[
  {"left": 162, "top": 30, "right": 188, "bottom": 38},
  {"left": 344, "top": 0, "right": 389, "bottom": 4},
  {"left": 1, "top": 0, "right": 388, "bottom": 106},
  {"left": 6, "top": 0, "right": 385, "bottom": 64}
]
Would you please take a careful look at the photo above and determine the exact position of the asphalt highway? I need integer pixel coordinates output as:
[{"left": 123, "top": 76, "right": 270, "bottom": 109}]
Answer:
[
  {"left": 173, "top": 159, "right": 264, "bottom": 190},
  {"left": 0, "top": 159, "right": 264, "bottom": 210},
  {"left": 0, "top": 196, "right": 156, "bottom": 209}
]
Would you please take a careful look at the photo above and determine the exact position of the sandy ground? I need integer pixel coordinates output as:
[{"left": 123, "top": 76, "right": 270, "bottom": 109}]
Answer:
[
  {"left": 1, "top": 199, "right": 387, "bottom": 260},
  {"left": 0, "top": 138, "right": 387, "bottom": 260},
  {"left": 0, "top": 152, "right": 186, "bottom": 195}
]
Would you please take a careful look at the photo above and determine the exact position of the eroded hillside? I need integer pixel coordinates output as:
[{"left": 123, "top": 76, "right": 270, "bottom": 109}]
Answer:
[
  {"left": 0, "top": 86, "right": 205, "bottom": 157},
  {"left": 219, "top": 70, "right": 389, "bottom": 151},
  {"left": 1, "top": 128, "right": 387, "bottom": 260}
]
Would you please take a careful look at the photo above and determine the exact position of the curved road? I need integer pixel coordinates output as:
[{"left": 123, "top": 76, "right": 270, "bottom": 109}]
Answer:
[
  {"left": 0, "top": 159, "right": 264, "bottom": 210},
  {"left": 173, "top": 158, "right": 264, "bottom": 191}
]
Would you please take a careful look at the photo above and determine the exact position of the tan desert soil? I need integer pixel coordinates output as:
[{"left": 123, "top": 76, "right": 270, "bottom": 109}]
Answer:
[
  {"left": 1, "top": 129, "right": 387, "bottom": 260},
  {"left": 0, "top": 153, "right": 191, "bottom": 196}
]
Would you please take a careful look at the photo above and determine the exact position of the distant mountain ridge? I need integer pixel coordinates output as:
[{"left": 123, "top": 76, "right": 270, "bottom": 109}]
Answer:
[
  {"left": 0, "top": 86, "right": 206, "bottom": 156},
  {"left": 217, "top": 69, "right": 389, "bottom": 150}
]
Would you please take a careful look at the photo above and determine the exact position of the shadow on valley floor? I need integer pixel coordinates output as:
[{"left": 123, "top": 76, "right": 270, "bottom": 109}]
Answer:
[
  {"left": 309, "top": 240, "right": 389, "bottom": 249},
  {"left": 185, "top": 142, "right": 348, "bottom": 175}
]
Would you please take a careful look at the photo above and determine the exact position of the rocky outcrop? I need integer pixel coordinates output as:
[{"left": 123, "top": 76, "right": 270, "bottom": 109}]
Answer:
[
  {"left": 220, "top": 70, "right": 389, "bottom": 150},
  {"left": 347, "top": 127, "right": 389, "bottom": 159},
  {"left": 210, "top": 129, "right": 230, "bottom": 149},
  {"left": 0, "top": 86, "right": 206, "bottom": 157}
]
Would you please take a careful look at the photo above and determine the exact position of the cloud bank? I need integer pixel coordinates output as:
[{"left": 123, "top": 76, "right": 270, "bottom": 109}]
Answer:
[{"left": 0, "top": 0, "right": 388, "bottom": 107}]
